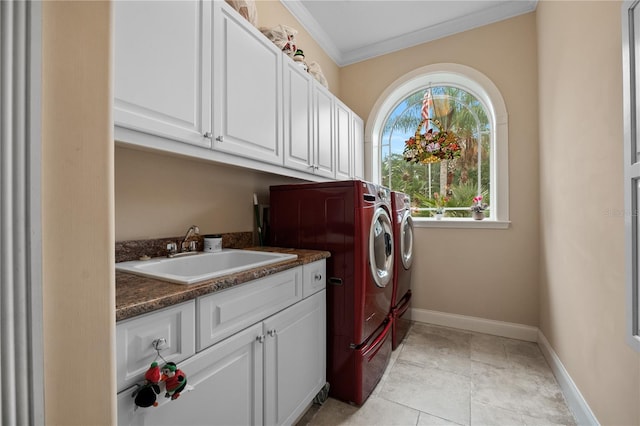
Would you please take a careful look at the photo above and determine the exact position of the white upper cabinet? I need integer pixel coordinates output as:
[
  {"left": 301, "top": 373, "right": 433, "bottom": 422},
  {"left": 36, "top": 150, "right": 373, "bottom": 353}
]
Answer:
[
  {"left": 313, "top": 83, "right": 335, "bottom": 179},
  {"left": 334, "top": 99, "right": 352, "bottom": 180},
  {"left": 283, "top": 60, "right": 314, "bottom": 172},
  {"left": 352, "top": 113, "right": 365, "bottom": 180},
  {"left": 284, "top": 59, "right": 343, "bottom": 180},
  {"left": 335, "top": 99, "right": 365, "bottom": 180},
  {"left": 113, "top": 1, "right": 365, "bottom": 181},
  {"left": 212, "top": 2, "right": 283, "bottom": 165},
  {"left": 114, "top": 0, "right": 212, "bottom": 148}
]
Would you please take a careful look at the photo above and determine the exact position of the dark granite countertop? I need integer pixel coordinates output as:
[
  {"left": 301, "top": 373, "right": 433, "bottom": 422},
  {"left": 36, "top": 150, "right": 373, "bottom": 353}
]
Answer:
[{"left": 116, "top": 247, "right": 330, "bottom": 322}]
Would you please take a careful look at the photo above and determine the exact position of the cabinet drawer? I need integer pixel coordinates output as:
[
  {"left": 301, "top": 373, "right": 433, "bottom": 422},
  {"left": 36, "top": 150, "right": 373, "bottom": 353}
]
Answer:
[
  {"left": 198, "top": 268, "right": 301, "bottom": 351},
  {"left": 302, "top": 259, "right": 326, "bottom": 298},
  {"left": 116, "top": 301, "right": 196, "bottom": 392}
]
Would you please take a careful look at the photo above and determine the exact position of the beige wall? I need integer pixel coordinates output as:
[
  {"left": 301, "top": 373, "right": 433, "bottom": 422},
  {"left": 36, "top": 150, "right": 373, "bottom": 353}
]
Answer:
[
  {"left": 49, "top": 1, "right": 640, "bottom": 424},
  {"left": 340, "top": 14, "right": 540, "bottom": 326},
  {"left": 42, "top": 1, "right": 115, "bottom": 424},
  {"left": 115, "top": 146, "right": 303, "bottom": 241},
  {"left": 537, "top": 1, "right": 640, "bottom": 424},
  {"left": 255, "top": 0, "right": 340, "bottom": 97}
]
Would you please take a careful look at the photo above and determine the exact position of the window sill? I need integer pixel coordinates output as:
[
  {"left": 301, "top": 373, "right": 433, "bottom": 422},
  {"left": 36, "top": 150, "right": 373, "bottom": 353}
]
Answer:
[{"left": 413, "top": 217, "right": 511, "bottom": 229}]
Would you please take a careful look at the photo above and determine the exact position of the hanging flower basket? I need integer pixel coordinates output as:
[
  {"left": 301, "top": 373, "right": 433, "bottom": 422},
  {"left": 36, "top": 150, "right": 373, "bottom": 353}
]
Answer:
[{"left": 402, "top": 118, "right": 461, "bottom": 164}]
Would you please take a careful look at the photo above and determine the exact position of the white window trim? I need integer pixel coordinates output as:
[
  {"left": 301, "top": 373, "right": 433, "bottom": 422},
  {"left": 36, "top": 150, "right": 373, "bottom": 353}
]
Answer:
[
  {"left": 413, "top": 218, "right": 510, "bottom": 229},
  {"left": 622, "top": 0, "right": 640, "bottom": 351},
  {"left": 365, "top": 63, "right": 510, "bottom": 228}
]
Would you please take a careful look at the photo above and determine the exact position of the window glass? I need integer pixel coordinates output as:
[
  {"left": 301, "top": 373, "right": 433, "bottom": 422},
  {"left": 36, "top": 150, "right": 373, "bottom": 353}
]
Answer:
[
  {"left": 635, "top": 179, "right": 640, "bottom": 335},
  {"left": 380, "top": 86, "right": 490, "bottom": 218},
  {"left": 634, "top": 6, "right": 640, "bottom": 163}
]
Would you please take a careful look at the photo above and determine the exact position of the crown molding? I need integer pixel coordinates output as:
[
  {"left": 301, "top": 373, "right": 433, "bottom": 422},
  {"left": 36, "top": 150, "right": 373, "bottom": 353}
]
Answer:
[
  {"left": 281, "top": 0, "right": 537, "bottom": 67},
  {"left": 280, "top": 0, "right": 346, "bottom": 65}
]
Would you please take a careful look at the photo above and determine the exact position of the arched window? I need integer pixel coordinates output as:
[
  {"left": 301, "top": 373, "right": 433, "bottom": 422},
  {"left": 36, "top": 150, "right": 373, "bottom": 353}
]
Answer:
[{"left": 366, "top": 64, "right": 509, "bottom": 227}]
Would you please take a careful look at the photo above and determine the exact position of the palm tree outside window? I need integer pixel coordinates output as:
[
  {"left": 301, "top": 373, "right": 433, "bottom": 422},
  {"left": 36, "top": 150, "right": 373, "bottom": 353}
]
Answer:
[{"left": 380, "top": 86, "right": 490, "bottom": 218}]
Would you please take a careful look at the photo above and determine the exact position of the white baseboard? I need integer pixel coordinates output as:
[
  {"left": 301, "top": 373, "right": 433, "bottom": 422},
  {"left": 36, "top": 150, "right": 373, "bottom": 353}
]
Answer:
[
  {"left": 409, "top": 308, "right": 599, "bottom": 425},
  {"left": 410, "top": 308, "right": 538, "bottom": 341},
  {"left": 537, "top": 331, "right": 600, "bottom": 426}
]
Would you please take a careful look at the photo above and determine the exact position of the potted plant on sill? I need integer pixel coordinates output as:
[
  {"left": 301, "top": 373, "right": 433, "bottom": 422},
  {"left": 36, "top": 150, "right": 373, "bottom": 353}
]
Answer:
[
  {"left": 432, "top": 191, "right": 450, "bottom": 220},
  {"left": 470, "top": 195, "right": 488, "bottom": 220}
]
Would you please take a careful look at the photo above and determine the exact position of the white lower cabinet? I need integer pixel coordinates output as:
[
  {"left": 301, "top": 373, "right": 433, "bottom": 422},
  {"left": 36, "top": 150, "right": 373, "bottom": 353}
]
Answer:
[
  {"left": 264, "top": 290, "right": 326, "bottom": 426},
  {"left": 118, "top": 323, "right": 263, "bottom": 426},
  {"left": 117, "top": 261, "right": 326, "bottom": 426}
]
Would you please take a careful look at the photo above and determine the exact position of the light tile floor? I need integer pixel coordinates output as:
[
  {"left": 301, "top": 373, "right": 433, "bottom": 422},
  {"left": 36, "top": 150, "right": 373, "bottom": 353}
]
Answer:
[{"left": 297, "top": 323, "right": 576, "bottom": 426}]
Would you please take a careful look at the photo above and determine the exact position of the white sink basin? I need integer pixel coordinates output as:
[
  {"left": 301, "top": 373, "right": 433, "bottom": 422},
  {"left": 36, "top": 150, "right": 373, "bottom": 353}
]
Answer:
[{"left": 115, "top": 249, "right": 297, "bottom": 285}]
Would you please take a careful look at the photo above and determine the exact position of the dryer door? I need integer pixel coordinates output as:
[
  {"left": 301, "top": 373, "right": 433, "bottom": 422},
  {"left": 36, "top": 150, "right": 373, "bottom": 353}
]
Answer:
[
  {"left": 369, "top": 207, "right": 394, "bottom": 288},
  {"left": 400, "top": 211, "right": 414, "bottom": 270}
]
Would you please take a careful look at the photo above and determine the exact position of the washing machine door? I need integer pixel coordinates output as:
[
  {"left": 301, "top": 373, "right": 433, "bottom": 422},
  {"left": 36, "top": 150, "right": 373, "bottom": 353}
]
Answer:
[
  {"left": 369, "top": 207, "right": 394, "bottom": 288},
  {"left": 400, "top": 211, "right": 414, "bottom": 270}
]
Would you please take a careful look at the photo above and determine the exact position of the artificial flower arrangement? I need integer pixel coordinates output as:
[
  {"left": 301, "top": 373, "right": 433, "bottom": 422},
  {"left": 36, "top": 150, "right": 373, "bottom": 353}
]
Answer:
[
  {"left": 403, "top": 118, "right": 462, "bottom": 164},
  {"left": 470, "top": 195, "right": 488, "bottom": 213},
  {"left": 432, "top": 192, "right": 450, "bottom": 214}
]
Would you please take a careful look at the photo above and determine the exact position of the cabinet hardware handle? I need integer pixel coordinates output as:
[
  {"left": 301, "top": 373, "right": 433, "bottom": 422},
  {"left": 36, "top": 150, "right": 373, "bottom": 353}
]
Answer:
[
  {"left": 203, "top": 132, "right": 213, "bottom": 139},
  {"left": 152, "top": 338, "right": 167, "bottom": 350},
  {"left": 256, "top": 335, "right": 265, "bottom": 343},
  {"left": 314, "top": 273, "right": 322, "bottom": 281},
  {"left": 267, "top": 329, "right": 277, "bottom": 337},
  {"left": 215, "top": 135, "right": 224, "bottom": 142}
]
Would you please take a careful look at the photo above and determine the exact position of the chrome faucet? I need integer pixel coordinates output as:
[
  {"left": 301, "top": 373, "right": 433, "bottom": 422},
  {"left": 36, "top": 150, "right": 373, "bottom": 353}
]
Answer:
[
  {"left": 181, "top": 225, "right": 200, "bottom": 251},
  {"left": 167, "top": 225, "right": 200, "bottom": 258}
]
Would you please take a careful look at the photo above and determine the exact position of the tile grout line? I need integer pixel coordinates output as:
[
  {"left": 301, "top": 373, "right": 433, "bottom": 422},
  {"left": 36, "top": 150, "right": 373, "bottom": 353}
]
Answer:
[{"left": 301, "top": 322, "right": 577, "bottom": 426}]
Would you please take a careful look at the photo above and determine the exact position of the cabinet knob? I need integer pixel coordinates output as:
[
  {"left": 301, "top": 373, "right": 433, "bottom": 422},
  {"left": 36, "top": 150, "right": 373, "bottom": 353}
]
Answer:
[
  {"left": 256, "top": 335, "right": 265, "bottom": 343},
  {"left": 203, "top": 132, "right": 213, "bottom": 139},
  {"left": 267, "top": 329, "right": 277, "bottom": 337},
  {"left": 151, "top": 338, "right": 167, "bottom": 350},
  {"left": 314, "top": 273, "right": 322, "bottom": 281},
  {"left": 215, "top": 135, "right": 224, "bottom": 142}
]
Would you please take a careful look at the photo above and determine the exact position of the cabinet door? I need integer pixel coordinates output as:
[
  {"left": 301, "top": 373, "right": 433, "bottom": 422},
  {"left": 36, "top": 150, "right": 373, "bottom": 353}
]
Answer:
[
  {"left": 114, "top": 0, "right": 212, "bottom": 148},
  {"left": 313, "top": 84, "right": 335, "bottom": 179},
  {"left": 283, "top": 60, "right": 313, "bottom": 172},
  {"left": 352, "top": 113, "right": 365, "bottom": 180},
  {"left": 335, "top": 100, "right": 352, "bottom": 180},
  {"left": 213, "top": 2, "right": 283, "bottom": 165},
  {"left": 264, "top": 290, "right": 326, "bottom": 426},
  {"left": 118, "top": 323, "right": 264, "bottom": 426}
]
